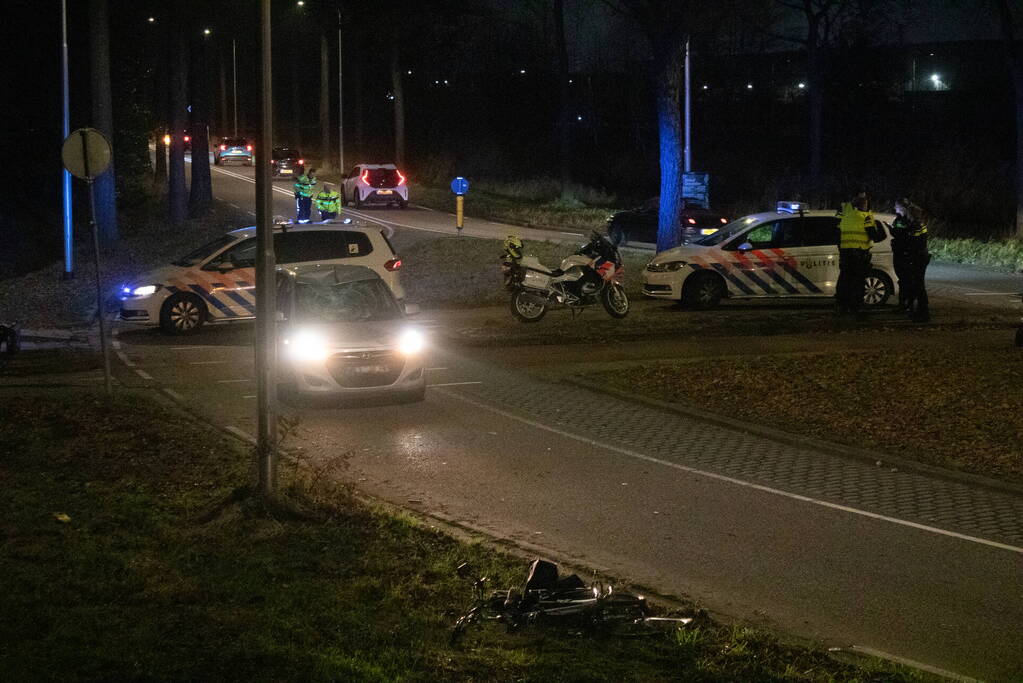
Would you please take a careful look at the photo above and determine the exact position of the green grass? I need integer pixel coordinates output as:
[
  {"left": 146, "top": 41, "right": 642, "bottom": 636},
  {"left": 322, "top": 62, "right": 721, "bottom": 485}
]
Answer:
[
  {"left": 930, "top": 236, "right": 1023, "bottom": 273},
  {"left": 583, "top": 346, "right": 1023, "bottom": 482},
  {"left": 0, "top": 388, "right": 918, "bottom": 681}
]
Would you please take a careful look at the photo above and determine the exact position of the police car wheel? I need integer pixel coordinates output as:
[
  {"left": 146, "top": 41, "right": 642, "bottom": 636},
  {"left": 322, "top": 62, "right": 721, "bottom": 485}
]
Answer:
[
  {"left": 160, "top": 293, "right": 207, "bottom": 335},
  {"left": 353, "top": 192, "right": 362, "bottom": 209},
  {"left": 681, "top": 273, "right": 724, "bottom": 309},
  {"left": 863, "top": 271, "right": 893, "bottom": 306},
  {"left": 398, "top": 199, "right": 408, "bottom": 209}
]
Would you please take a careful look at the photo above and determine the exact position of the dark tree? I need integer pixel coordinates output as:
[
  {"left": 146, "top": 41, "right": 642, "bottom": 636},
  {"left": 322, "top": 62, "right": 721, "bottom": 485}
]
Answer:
[
  {"left": 167, "top": 9, "right": 189, "bottom": 224},
  {"left": 189, "top": 29, "right": 213, "bottom": 217},
  {"left": 390, "top": 32, "right": 406, "bottom": 168},
  {"left": 319, "top": 32, "right": 332, "bottom": 172},
  {"left": 554, "top": 0, "right": 573, "bottom": 198},
  {"left": 89, "top": 0, "right": 119, "bottom": 244},
  {"left": 995, "top": 0, "right": 1023, "bottom": 237}
]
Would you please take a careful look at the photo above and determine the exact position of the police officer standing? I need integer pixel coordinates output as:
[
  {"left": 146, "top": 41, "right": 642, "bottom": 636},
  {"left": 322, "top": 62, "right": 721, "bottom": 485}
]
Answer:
[
  {"left": 294, "top": 167, "right": 317, "bottom": 223},
  {"left": 892, "top": 197, "right": 930, "bottom": 322},
  {"left": 314, "top": 183, "right": 342, "bottom": 221},
  {"left": 835, "top": 192, "right": 874, "bottom": 315}
]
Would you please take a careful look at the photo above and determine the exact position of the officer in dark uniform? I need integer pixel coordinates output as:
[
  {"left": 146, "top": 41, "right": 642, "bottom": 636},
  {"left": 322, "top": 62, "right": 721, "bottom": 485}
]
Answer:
[{"left": 892, "top": 198, "right": 930, "bottom": 322}]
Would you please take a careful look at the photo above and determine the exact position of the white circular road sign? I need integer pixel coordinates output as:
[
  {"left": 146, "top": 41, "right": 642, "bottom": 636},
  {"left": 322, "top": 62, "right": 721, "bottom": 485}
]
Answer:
[{"left": 61, "top": 127, "right": 112, "bottom": 181}]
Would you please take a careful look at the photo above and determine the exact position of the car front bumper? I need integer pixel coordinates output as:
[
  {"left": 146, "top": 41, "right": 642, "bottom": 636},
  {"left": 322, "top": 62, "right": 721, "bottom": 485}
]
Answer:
[
  {"left": 281, "top": 348, "right": 426, "bottom": 397},
  {"left": 642, "top": 270, "right": 684, "bottom": 299}
]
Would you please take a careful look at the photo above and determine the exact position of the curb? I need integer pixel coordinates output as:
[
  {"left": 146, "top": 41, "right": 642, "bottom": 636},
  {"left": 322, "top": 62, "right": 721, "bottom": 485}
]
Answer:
[{"left": 564, "top": 376, "right": 1023, "bottom": 499}]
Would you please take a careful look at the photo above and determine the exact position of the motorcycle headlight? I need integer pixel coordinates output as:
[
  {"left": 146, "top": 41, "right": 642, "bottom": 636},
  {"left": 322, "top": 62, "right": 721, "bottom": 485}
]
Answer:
[
  {"left": 398, "top": 328, "right": 425, "bottom": 355},
  {"left": 284, "top": 330, "right": 329, "bottom": 363},
  {"left": 646, "top": 261, "right": 687, "bottom": 272}
]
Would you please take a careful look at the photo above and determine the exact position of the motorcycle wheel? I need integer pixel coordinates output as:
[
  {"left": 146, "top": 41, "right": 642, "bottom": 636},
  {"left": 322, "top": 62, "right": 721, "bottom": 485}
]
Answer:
[
  {"left": 601, "top": 283, "right": 630, "bottom": 318},
  {"left": 511, "top": 290, "right": 548, "bottom": 323}
]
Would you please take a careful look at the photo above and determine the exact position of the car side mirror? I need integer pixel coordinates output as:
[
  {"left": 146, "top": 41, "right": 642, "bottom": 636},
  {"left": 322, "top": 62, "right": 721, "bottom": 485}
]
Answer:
[
  {"left": 403, "top": 302, "right": 421, "bottom": 316},
  {"left": 216, "top": 261, "right": 236, "bottom": 273},
  {"left": 737, "top": 242, "right": 753, "bottom": 252}
]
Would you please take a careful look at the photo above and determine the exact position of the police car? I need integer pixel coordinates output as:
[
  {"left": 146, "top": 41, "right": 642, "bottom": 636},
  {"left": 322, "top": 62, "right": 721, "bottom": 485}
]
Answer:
[
  {"left": 119, "top": 220, "right": 406, "bottom": 335},
  {"left": 642, "top": 202, "right": 896, "bottom": 308}
]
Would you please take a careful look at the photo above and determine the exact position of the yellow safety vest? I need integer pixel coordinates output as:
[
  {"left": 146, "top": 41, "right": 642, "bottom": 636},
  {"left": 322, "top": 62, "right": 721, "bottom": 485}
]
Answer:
[{"left": 837, "top": 202, "right": 873, "bottom": 250}]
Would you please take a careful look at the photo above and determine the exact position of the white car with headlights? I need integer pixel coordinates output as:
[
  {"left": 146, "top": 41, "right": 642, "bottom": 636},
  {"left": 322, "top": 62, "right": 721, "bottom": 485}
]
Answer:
[
  {"left": 276, "top": 265, "right": 426, "bottom": 402},
  {"left": 118, "top": 219, "right": 405, "bottom": 334},
  {"left": 642, "top": 202, "right": 896, "bottom": 308}
]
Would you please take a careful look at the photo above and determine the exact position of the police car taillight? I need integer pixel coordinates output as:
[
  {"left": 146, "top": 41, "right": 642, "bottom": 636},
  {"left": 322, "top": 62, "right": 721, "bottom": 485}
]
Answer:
[{"left": 384, "top": 258, "right": 402, "bottom": 271}]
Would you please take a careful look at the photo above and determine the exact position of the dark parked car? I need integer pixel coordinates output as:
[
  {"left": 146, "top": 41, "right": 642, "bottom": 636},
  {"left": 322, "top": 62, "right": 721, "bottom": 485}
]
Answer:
[
  {"left": 271, "top": 147, "right": 304, "bottom": 178},
  {"left": 214, "top": 137, "right": 253, "bottom": 166},
  {"left": 607, "top": 197, "right": 729, "bottom": 246}
]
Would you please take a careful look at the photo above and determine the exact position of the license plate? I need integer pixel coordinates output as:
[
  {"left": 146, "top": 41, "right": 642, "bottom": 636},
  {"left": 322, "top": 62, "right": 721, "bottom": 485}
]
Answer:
[
  {"left": 376, "top": 189, "right": 393, "bottom": 195},
  {"left": 281, "top": 169, "right": 292, "bottom": 174},
  {"left": 349, "top": 364, "right": 391, "bottom": 374}
]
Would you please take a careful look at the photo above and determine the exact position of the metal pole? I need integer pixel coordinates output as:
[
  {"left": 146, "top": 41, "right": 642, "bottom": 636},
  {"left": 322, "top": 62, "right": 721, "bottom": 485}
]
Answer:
[
  {"left": 683, "top": 36, "right": 692, "bottom": 174},
  {"left": 79, "top": 130, "right": 111, "bottom": 396},
  {"left": 255, "top": 0, "right": 278, "bottom": 498},
  {"left": 61, "top": 0, "right": 73, "bottom": 279},
  {"left": 232, "top": 39, "right": 238, "bottom": 137},
  {"left": 337, "top": 6, "right": 344, "bottom": 176}
]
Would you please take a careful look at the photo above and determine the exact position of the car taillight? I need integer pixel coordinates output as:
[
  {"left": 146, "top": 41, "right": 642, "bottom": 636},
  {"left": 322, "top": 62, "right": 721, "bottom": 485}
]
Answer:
[
  {"left": 396, "top": 170, "right": 406, "bottom": 186},
  {"left": 297, "top": 159, "right": 304, "bottom": 164},
  {"left": 219, "top": 144, "right": 226, "bottom": 151},
  {"left": 687, "top": 217, "right": 696, "bottom": 225},
  {"left": 720, "top": 217, "right": 728, "bottom": 223},
  {"left": 246, "top": 145, "right": 253, "bottom": 151},
  {"left": 184, "top": 135, "right": 190, "bottom": 142},
  {"left": 360, "top": 169, "right": 369, "bottom": 183},
  {"left": 384, "top": 258, "right": 402, "bottom": 271}
]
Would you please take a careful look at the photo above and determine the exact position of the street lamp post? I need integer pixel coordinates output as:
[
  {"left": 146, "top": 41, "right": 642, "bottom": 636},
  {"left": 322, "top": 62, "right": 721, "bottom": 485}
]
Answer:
[
  {"left": 337, "top": 5, "right": 344, "bottom": 175},
  {"left": 61, "top": 0, "right": 73, "bottom": 279},
  {"left": 232, "top": 39, "right": 238, "bottom": 136}
]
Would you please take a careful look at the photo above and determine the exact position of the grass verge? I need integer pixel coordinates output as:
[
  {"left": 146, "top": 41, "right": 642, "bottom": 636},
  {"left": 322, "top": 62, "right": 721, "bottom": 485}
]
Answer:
[
  {"left": 0, "top": 387, "right": 916, "bottom": 681},
  {"left": 581, "top": 346, "right": 1023, "bottom": 483},
  {"left": 930, "top": 236, "right": 1023, "bottom": 273}
]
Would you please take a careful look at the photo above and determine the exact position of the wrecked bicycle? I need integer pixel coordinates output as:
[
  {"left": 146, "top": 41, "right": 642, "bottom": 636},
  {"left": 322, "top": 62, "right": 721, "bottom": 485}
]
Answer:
[
  {"left": 500, "top": 231, "right": 630, "bottom": 323},
  {"left": 450, "top": 558, "right": 691, "bottom": 646}
]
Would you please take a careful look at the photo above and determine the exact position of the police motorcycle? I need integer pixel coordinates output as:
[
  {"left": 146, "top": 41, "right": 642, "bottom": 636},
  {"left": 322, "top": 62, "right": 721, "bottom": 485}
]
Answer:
[{"left": 500, "top": 231, "right": 629, "bottom": 323}]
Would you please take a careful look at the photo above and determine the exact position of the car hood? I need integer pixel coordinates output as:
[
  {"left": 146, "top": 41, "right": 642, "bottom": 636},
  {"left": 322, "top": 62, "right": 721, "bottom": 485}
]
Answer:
[
  {"left": 282, "top": 320, "right": 415, "bottom": 350},
  {"left": 128, "top": 264, "right": 193, "bottom": 287},
  {"left": 648, "top": 244, "right": 721, "bottom": 264}
]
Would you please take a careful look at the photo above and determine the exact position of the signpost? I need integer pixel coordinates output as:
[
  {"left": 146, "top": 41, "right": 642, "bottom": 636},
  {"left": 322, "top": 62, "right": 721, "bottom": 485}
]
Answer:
[
  {"left": 450, "top": 176, "right": 469, "bottom": 235},
  {"left": 61, "top": 127, "right": 113, "bottom": 395}
]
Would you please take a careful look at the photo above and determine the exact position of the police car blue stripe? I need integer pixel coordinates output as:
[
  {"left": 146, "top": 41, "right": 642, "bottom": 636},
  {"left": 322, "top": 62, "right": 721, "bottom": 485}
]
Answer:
[
  {"left": 701, "top": 263, "right": 755, "bottom": 295},
  {"left": 224, "top": 291, "right": 257, "bottom": 315},
  {"left": 758, "top": 265, "right": 799, "bottom": 294},
  {"left": 776, "top": 262, "right": 823, "bottom": 293},
  {"left": 736, "top": 269, "right": 777, "bottom": 295},
  {"left": 189, "top": 284, "right": 237, "bottom": 317}
]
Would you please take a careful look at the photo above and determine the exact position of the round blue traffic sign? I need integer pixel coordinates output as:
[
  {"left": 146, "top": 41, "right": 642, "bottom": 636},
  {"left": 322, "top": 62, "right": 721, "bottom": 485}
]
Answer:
[{"left": 450, "top": 176, "right": 469, "bottom": 195}]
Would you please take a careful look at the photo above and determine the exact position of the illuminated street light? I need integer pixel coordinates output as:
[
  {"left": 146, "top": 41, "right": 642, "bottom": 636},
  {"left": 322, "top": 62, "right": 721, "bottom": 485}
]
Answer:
[
  {"left": 797, "top": 82, "right": 806, "bottom": 89},
  {"left": 519, "top": 69, "right": 526, "bottom": 74},
  {"left": 746, "top": 83, "right": 753, "bottom": 90},
  {"left": 297, "top": 0, "right": 305, "bottom": 5},
  {"left": 148, "top": 16, "right": 155, "bottom": 23},
  {"left": 930, "top": 73, "right": 940, "bottom": 83},
  {"left": 203, "top": 28, "right": 211, "bottom": 35},
  {"left": 702, "top": 84, "right": 708, "bottom": 90}
]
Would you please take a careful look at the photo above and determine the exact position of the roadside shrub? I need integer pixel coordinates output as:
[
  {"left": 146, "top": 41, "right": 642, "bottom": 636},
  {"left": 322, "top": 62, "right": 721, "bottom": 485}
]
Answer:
[{"left": 931, "top": 237, "right": 1023, "bottom": 272}]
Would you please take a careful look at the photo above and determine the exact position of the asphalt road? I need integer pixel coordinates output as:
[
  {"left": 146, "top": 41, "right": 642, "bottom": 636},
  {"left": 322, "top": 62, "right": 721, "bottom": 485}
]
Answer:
[{"left": 130, "top": 160, "right": 1023, "bottom": 681}]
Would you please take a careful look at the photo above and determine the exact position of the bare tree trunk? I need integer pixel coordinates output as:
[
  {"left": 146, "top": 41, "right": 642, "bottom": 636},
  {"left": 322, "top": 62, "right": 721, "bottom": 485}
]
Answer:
[
  {"left": 219, "top": 54, "right": 229, "bottom": 136},
  {"left": 168, "top": 12, "right": 188, "bottom": 225},
  {"left": 290, "top": 50, "right": 303, "bottom": 150},
  {"left": 654, "top": 40, "right": 685, "bottom": 252},
  {"left": 353, "top": 33, "right": 365, "bottom": 157},
  {"left": 390, "top": 33, "right": 406, "bottom": 168},
  {"left": 806, "top": 8, "right": 824, "bottom": 205},
  {"left": 319, "top": 32, "right": 332, "bottom": 172},
  {"left": 189, "top": 30, "right": 213, "bottom": 217},
  {"left": 996, "top": 0, "right": 1023, "bottom": 238},
  {"left": 554, "top": 0, "right": 572, "bottom": 198},
  {"left": 89, "top": 0, "right": 119, "bottom": 244}
]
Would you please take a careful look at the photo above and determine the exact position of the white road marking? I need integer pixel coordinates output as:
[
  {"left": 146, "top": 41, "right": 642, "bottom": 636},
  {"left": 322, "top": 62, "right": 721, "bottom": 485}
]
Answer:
[
  {"left": 112, "top": 339, "right": 122, "bottom": 349},
  {"left": 844, "top": 646, "right": 980, "bottom": 682},
  {"left": 217, "top": 378, "right": 250, "bottom": 384},
  {"left": 429, "top": 381, "right": 483, "bottom": 387},
  {"left": 962, "top": 291, "right": 1017, "bottom": 296},
  {"left": 242, "top": 395, "right": 256, "bottom": 399},
  {"left": 228, "top": 202, "right": 240, "bottom": 209},
  {"left": 439, "top": 389, "right": 1023, "bottom": 556},
  {"left": 164, "top": 388, "right": 185, "bottom": 402},
  {"left": 115, "top": 350, "right": 136, "bottom": 368},
  {"left": 134, "top": 368, "right": 154, "bottom": 381},
  {"left": 170, "top": 345, "right": 209, "bottom": 350},
  {"left": 189, "top": 360, "right": 230, "bottom": 365},
  {"left": 427, "top": 367, "right": 448, "bottom": 371},
  {"left": 225, "top": 425, "right": 257, "bottom": 444}
]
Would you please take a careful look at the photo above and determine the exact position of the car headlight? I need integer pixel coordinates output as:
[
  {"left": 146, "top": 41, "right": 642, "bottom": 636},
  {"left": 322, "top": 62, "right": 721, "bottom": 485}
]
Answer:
[
  {"left": 646, "top": 261, "right": 687, "bottom": 272},
  {"left": 398, "top": 328, "right": 425, "bottom": 355},
  {"left": 284, "top": 330, "right": 329, "bottom": 362},
  {"left": 122, "top": 284, "right": 161, "bottom": 297}
]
